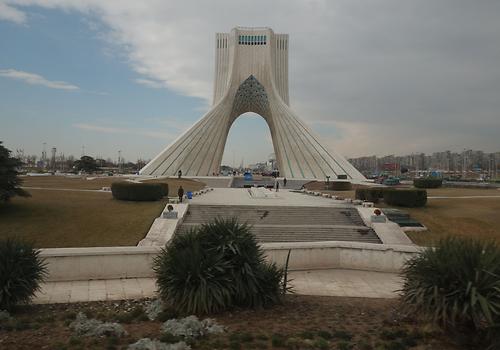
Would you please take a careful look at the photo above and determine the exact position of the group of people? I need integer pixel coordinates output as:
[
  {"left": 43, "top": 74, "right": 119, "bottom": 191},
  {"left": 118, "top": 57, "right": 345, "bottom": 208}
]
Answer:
[{"left": 274, "top": 177, "right": 287, "bottom": 192}]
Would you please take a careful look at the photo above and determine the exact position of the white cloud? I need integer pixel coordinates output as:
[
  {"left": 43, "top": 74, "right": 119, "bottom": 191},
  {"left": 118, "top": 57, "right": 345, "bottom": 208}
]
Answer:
[
  {"left": 0, "top": 68, "right": 79, "bottom": 90},
  {"left": 0, "top": 2, "right": 26, "bottom": 24},
  {"left": 73, "top": 122, "right": 174, "bottom": 139},
  {"left": 135, "top": 78, "right": 164, "bottom": 89},
  {"left": 3, "top": 0, "right": 500, "bottom": 156}
]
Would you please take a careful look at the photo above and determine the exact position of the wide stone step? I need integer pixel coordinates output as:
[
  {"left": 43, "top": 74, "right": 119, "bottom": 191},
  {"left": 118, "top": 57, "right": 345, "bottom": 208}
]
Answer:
[
  {"left": 176, "top": 223, "right": 380, "bottom": 244},
  {"left": 183, "top": 205, "right": 365, "bottom": 226},
  {"left": 176, "top": 204, "right": 381, "bottom": 244}
]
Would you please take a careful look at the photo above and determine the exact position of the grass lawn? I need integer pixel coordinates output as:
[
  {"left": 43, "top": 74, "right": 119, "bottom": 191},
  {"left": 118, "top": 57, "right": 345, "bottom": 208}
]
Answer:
[
  {"left": 0, "top": 190, "right": 167, "bottom": 248},
  {"left": 405, "top": 197, "right": 500, "bottom": 245},
  {"left": 1, "top": 176, "right": 206, "bottom": 248},
  {"left": 20, "top": 175, "right": 127, "bottom": 190},
  {"left": 0, "top": 295, "right": 462, "bottom": 349},
  {"left": 304, "top": 182, "right": 500, "bottom": 246}
]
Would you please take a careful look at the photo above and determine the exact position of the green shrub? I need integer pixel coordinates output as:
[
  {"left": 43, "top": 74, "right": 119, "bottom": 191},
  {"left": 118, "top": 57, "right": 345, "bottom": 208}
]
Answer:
[
  {"left": 271, "top": 333, "right": 286, "bottom": 347},
  {"left": 0, "top": 238, "right": 47, "bottom": 310},
  {"left": 413, "top": 178, "right": 443, "bottom": 189},
  {"left": 153, "top": 229, "right": 233, "bottom": 314},
  {"left": 329, "top": 181, "right": 352, "bottom": 191},
  {"left": 157, "top": 183, "right": 169, "bottom": 197},
  {"left": 313, "top": 337, "right": 329, "bottom": 349},
  {"left": 153, "top": 218, "right": 285, "bottom": 314},
  {"left": 355, "top": 187, "right": 385, "bottom": 203},
  {"left": 401, "top": 238, "right": 500, "bottom": 332},
  {"left": 383, "top": 189, "right": 427, "bottom": 207},
  {"left": 111, "top": 182, "right": 164, "bottom": 201}
]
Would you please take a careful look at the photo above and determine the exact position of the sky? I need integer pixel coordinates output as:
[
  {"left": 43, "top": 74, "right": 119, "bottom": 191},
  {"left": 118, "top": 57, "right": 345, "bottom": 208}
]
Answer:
[{"left": 1, "top": 1, "right": 499, "bottom": 166}]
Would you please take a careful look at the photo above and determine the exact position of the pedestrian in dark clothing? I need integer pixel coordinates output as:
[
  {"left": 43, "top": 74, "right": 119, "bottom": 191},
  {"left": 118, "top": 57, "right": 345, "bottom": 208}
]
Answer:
[
  {"left": 283, "top": 177, "right": 287, "bottom": 187},
  {"left": 276, "top": 181, "right": 279, "bottom": 192},
  {"left": 178, "top": 186, "right": 184, "bottom": 203},
  {"left": 178, "top": 170, "right": 182, "bottom": 179}
]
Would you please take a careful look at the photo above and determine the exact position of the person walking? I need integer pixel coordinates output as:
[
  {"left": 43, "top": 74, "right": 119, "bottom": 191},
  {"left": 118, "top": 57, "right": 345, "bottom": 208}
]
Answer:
[
  {"left": 283, "top": 177, "right": 287, "bottom": 187},
  {"left": 178, "top": 169, "right": 182, "bottom": 179},
  {"left": 178, "top": 185, "right": 184, "bottom": 203}
]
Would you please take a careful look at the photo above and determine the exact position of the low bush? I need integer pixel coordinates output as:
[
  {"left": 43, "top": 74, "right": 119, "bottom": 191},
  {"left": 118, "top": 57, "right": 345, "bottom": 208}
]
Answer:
[
  {"left": 401, "top": 238, "right": 500, "bottom": 347},
  {"left": 157, "top": 183, "right": 169, "bottom": 197},
  {"left": 111, "top": 182, "right": 164, "bottom": 201},
  {"left": 153, "top": 217, "right": 285, "bottom": 314},
  {"left": 383, "top": 189, "right": 427, "bottom": 207},
  {"left": 329, "top": 181, "right": 352, "bottom": 191},
  {"left": 413, "top": 178, "right": 443, "bottom": 189},
  {"left": 0, "top": 238, "right": 47, "bottom": 310},
  {"left": 355, "top": 187, "right": 386, "bottom": 203}
]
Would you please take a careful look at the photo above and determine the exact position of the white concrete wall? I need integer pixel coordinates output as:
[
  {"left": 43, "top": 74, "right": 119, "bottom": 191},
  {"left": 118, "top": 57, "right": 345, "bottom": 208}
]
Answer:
[
  {"left": 262, "top": 241, "right": 421, "bottom": 273},
  {"left": 40, "top": 242, "right": 420, "bottom": 282},
  {"left": 40, "top": 246, "right": 161, "bottom": 281}
]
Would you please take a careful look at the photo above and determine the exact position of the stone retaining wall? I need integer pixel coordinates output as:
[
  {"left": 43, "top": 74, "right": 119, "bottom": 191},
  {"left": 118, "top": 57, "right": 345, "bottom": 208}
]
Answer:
[{"left": 40, "top": 242, "right": 420, "bottom": 281}]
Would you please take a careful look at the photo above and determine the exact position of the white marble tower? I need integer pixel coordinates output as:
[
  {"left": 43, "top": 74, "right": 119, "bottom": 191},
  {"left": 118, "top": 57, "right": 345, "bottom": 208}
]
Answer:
[{"left": 140, "top": 27, "right": 365, "bottom": 180}]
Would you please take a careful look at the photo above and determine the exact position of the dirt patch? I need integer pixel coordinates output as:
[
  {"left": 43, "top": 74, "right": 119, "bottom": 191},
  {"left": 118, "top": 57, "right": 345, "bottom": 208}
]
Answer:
[{"left": 0, "top": 296, "right": 462, "bottom": 349}]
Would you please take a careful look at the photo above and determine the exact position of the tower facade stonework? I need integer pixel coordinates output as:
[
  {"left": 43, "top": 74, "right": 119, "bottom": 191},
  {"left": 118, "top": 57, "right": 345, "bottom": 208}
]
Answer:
[{"left": 140, "top": 27, "right": 365, "bottom": 180}]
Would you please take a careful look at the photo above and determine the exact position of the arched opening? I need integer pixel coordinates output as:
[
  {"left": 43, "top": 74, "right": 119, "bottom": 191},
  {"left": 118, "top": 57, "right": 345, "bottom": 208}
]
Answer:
[{"left": 221, "top": 112, "right": 275, "bottom": 172}]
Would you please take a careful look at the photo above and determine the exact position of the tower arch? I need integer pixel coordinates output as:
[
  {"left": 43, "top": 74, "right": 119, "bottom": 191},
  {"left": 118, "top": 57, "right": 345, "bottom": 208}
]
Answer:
[{"left": 140, "top": 27, "right": 365, "bottom": 180}]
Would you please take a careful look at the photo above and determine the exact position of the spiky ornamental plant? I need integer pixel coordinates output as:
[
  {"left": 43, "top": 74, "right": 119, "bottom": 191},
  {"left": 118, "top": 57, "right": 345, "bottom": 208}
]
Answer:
[
  {"left": 401, "top": 237, "right": 500, "bottom": 331},
  {"left": 200, "top": 217, "right": 267, "bottom": 308},
  {"left": 0, "top": 238, "right": 47, "bottom": 310},
  {"left": 153, "top": 229, "right": 235, "bottom": 314},
  {"left": 153, "top": 217, "right": 286, "bottom": 314}
]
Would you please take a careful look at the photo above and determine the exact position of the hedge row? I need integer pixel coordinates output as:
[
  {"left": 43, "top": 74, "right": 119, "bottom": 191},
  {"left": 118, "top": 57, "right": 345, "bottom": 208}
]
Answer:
[
  {"left": 111, "top": 182, "right": 165, "bottom": 201},
  {"left": 329, "top": 181, "right": 352, "bottom": 191},
  {"left": 355, "top": 187, "right": 385, "bottom": 203},
  {"left": 413, "top": 178, "right": 443, "bottom": 189},
  {"left": 383, "top": 189, "right": 427, "bottom": 207},
  {"left": 355, "top": 187, "right": 427, "bottom": 207}
]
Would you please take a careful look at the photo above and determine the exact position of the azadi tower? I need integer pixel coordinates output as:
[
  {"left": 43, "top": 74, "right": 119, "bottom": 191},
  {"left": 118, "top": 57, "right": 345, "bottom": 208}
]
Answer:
[{"left": 141, "top": 27, "right": 365, "bottom": 180}]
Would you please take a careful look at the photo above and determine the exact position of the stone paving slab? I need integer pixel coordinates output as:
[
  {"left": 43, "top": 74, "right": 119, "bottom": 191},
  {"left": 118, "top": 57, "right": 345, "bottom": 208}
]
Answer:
[
  {"left": 33, "top": 269, "right": 402, "bottom": 304},
  {"left": 189, "top": 188, "right": 351, "bottom": 207}
]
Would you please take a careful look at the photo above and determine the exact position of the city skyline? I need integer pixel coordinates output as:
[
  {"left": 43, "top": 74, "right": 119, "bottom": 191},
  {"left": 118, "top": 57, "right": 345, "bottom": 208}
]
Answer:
[{"left": 2, "top": 1, "right": 500, "bottom": 165}]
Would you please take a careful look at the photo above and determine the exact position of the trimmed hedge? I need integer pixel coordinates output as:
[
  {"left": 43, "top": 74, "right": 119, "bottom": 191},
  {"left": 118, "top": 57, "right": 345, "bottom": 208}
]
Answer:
[
  {"left": 355, "top": 187, "right": 385, "bottom": 203},
  {"left": 413, "top": 177, "right": 443, "bottom": 189},
  {"left": 111, "top": 182, "right": 164, "bottom": 201},
  {"left": 329, "top": 181, "right": 352, "bottom": 191},
  {"left": 383, "top": 189, "right": 427, "bottom": 207},
  {"left": 157, "top": 183, "right": 169, "bottom": 197}
]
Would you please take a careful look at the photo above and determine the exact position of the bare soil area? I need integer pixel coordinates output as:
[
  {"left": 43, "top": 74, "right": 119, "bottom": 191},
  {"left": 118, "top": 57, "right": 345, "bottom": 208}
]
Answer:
[{"left": 0, "top": 295, "right": 462, "bottom": 350}]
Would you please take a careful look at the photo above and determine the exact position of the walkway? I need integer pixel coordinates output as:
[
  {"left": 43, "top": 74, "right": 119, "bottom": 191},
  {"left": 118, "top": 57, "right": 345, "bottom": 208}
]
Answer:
[
  {"left": 190, "top": 188, "right": 350, "bottom": 207},
  {"left": 33, "top": 269, "right": 402, "bottom": 304}
]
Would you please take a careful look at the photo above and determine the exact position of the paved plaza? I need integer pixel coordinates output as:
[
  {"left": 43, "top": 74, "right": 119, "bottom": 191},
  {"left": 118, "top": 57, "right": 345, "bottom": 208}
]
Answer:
[
  {"left": 189, "top": 187, "right": 350, "bottom": 207},
  {"left": 33, "top": 269, "right": 402, "bottom": 304}
]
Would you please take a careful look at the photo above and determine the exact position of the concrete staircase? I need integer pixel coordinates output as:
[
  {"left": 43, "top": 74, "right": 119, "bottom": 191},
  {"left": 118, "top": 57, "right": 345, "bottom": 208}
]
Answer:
[{"left": 177, "top": 204, "right": 381, "bottom": 244}]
